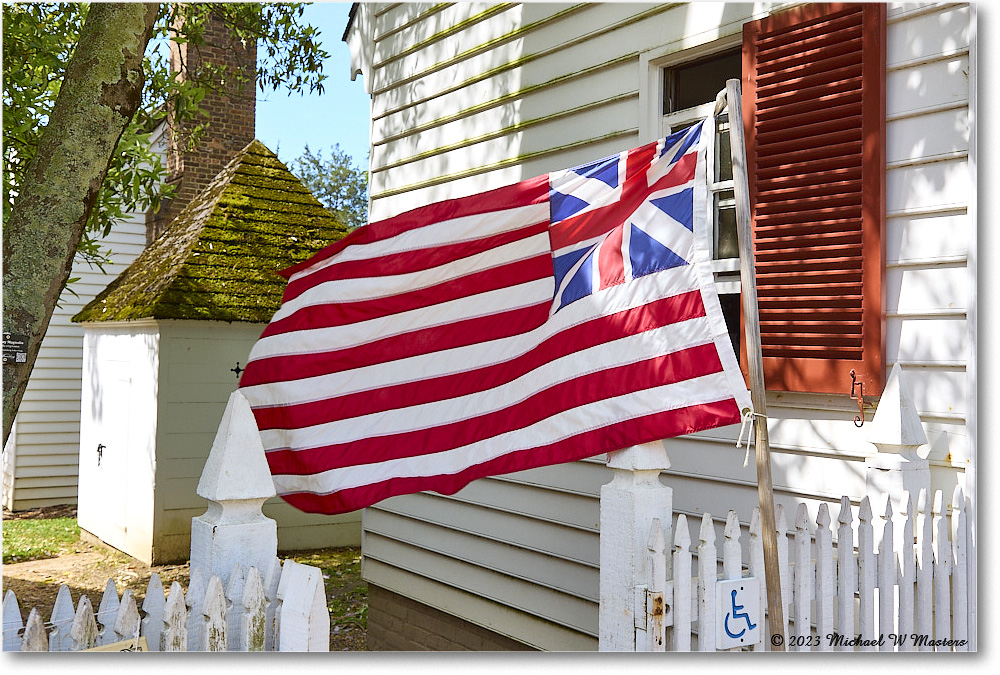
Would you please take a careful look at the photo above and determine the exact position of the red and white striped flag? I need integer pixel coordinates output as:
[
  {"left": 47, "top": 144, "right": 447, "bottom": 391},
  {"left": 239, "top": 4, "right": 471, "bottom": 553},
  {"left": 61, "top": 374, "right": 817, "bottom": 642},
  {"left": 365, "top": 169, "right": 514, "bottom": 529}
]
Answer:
[{"left": 240, "top": 120, "right": 751, "bottom": 515}]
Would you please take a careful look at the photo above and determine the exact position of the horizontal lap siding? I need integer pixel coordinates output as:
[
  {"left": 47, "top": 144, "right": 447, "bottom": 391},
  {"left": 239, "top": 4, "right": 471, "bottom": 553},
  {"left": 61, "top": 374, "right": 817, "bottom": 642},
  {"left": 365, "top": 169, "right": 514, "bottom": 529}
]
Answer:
[
  {"left": 367, "top": 2, "right": 672, "bottom": 219},
  {"left": 883, "top": 3, "right": 972, "bottom": 495},
  {"left": 359, "top": 1, "right": 972, "bottom": 652},
  {"left": 152, "top": 321, "right": 362, "bottom": 562},
  {"left": 4, "top": 215, "right": 146, "bottom": 511}
]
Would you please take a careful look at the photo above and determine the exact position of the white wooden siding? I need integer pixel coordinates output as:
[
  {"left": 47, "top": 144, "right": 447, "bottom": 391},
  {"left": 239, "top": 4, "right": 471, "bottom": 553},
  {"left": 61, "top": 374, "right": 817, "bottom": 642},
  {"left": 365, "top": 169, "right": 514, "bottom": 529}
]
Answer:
[
  {"left": 351, "top": 2, "right": 974, "bottom": 651},
  {"left": 3, "top": 215, "right": 147, "bottom": 510}
]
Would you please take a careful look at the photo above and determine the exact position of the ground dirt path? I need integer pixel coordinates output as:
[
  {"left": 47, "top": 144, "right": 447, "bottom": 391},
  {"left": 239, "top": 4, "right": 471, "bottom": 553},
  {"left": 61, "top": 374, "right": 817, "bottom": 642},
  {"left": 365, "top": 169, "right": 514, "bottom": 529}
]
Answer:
[{"left": 2, "top": 506, "right": 365, "bottom": 650}]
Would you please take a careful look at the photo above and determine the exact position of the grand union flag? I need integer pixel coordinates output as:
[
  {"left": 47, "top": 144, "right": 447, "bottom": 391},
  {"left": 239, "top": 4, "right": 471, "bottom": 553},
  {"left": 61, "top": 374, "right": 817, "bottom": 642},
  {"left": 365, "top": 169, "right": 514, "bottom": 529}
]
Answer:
[{"left": 239, "top": 120, "right": 751, "bottom": 515}]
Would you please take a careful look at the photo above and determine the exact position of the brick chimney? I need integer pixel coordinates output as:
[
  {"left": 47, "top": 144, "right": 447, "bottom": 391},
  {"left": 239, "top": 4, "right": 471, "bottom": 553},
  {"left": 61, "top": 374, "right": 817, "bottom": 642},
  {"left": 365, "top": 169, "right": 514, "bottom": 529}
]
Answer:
[{"left": 148, "top": 11, "right": 257, "bottom": 242}]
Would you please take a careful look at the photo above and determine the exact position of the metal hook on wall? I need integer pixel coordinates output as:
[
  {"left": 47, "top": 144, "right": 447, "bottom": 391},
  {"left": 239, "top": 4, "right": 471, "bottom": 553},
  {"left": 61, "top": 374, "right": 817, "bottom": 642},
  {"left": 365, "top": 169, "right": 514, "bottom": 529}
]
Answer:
[{"left": 849, "top": 370, "right": 865, "bottom": 428}]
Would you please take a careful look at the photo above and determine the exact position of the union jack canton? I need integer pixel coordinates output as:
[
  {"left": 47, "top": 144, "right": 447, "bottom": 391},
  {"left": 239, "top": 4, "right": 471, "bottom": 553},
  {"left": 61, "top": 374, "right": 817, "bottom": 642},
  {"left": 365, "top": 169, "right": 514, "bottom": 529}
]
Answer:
[{"left": 548, "top": 122, "right": 704, "bottom": 314}]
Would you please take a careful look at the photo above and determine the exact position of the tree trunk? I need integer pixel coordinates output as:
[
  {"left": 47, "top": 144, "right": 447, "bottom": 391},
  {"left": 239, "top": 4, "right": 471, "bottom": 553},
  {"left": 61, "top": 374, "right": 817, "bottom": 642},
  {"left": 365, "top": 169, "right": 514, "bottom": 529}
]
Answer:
[{"left": 2, "top": 3, "right": 159, "bottom": 445}]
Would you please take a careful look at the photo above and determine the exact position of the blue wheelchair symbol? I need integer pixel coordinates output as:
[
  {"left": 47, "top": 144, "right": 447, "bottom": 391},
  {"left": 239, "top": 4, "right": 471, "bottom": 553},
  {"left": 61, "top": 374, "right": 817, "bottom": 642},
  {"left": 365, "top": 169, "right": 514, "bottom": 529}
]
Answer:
[{"left": 724, "top": 589, "right": 757, "bottom": 639}]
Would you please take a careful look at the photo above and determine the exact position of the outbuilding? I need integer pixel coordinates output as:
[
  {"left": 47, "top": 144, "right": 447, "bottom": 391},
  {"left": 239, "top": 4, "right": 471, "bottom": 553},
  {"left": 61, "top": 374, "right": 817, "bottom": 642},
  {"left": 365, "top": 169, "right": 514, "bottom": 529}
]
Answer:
[{"left": 73, "top": 139, "right": 359, "bottom": 564}]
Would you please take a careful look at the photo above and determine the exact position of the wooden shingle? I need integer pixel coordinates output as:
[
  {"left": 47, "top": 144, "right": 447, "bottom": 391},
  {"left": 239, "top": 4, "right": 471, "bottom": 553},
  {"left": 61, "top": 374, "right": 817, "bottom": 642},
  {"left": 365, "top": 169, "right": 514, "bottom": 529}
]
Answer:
[{"left": 74, "top": 139, "right": 349, "bottom": 323}]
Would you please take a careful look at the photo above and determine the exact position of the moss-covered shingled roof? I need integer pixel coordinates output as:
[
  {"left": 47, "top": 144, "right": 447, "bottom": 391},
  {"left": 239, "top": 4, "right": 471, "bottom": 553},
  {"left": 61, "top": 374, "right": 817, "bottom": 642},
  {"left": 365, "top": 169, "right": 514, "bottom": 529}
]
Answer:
[{"left": 74, "top": 139, "right": 350, "bottom": 323}]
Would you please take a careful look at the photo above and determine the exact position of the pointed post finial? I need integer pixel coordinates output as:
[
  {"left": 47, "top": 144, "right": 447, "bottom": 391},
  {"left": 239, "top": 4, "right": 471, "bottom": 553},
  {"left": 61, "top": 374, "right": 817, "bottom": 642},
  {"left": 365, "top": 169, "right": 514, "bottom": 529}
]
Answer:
[
  {"left": 867, "top": 364, "right": 928, "bottom": 456},
  {"left": 190, "top": 390, "right": 278, "bottom": 589}
]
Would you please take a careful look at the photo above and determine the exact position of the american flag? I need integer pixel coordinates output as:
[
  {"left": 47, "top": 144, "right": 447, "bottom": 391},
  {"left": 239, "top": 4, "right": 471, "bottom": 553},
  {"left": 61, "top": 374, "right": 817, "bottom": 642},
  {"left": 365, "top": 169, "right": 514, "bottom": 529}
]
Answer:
[{"left": 239, "top": 120, "right": 750, "bottom": 515}]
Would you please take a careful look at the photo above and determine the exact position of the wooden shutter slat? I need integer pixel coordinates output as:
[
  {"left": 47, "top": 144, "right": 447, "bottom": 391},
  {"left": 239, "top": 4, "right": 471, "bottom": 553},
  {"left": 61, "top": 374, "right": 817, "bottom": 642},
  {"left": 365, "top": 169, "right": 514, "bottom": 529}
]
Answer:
[
  {"left": 757, "top": 149, "right": 862, "bottom": 175},
  {"left": 755, "top": 7, "right": 863, "bottom": 53},
  {"left": 757, "top": 109, "right": 863, "bottom": 144},
  {"left": 758, "top": 258, "right": 861, "bottom": 280},
  {"left": 756, "top": 193, "right": 862, "bottom": 216},
  {"left": 757, "top": 46, "right": 863, "bottom": 87},
  {"left": 756, "top": 142, "right": 862, "bottom": 170},
  {"left": 758, "top": 167, "right": 863, "bottom": 191},
  {"left": 756, "top": 128, "right": 861, "bottom": 159},
  {"left": 755, "top": 216, "right": 860, "bottom": 234},
  {"left": 760, "top": 307, "right": 862, "bottom": 319},
  {"left": 757, "top": 100, "right": 862, "bottom": 135},
  {"left": 757, "top": 67, "right": 863, "bottom": 101},
  {"left": 761, "top": 320, "right": 863, "bottom": 333},
  {"left": 757, "top": 76, "right": 864, "bottom": 116}
]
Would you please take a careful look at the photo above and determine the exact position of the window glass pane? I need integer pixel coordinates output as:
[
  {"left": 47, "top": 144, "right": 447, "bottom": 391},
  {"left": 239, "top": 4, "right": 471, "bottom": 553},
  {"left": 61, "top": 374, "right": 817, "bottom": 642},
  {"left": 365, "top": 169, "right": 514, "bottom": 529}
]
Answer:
[
  {"left": 664, "top": 49, "right": 742, "bottom": 114},
  {"left": 715, "top": 190, "right": 738, "bottom": 259},
  {"left": 716, "top": 114, "right": 732, "bottom": 182},
  {"left": 719, "top": 293, "right": 741, "bottom": 356}
]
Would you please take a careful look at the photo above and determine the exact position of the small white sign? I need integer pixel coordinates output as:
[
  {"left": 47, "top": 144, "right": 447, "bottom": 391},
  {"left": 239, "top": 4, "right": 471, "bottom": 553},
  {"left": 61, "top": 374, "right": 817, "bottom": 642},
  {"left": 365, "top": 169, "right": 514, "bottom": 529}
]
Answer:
[{"left": 717, "top": 577, "right": 761, "bottom": 649}]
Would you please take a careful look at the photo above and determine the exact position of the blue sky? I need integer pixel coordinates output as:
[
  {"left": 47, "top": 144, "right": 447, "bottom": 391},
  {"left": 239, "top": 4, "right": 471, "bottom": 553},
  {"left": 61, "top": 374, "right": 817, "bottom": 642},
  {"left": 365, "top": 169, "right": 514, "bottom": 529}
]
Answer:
[{"left": 255, "top": 2, "right": 370, "bottom": 170}]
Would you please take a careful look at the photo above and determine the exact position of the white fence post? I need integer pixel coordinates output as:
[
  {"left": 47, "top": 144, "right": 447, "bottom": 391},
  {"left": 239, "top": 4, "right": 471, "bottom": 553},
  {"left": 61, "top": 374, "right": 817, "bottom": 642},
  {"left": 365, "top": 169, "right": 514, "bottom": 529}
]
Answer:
[
  {"left": 599, "top": 442, "right": 673, "bottom": 651},
  {"left": 141, "top": 573, "right": 165, "bottom": 651},
  {"left": 2, "top": 589, "right": 23, "bottom": 652},
  {"left": 877, "top": 499, "right": 896, "bottom": 650},
  {"left": 646, "top": 519, "right": 667, "bottom": 651},
  {"left": 264, "top": 557, "right": 282, "bottom": 651},
  {"left": 113, "top": 589, "right": 141, "bottom": 644},
  {"left": 70, "top": 595, "right": 99, "bottom": 651},
  {"left": 242, "top": 565, "right": 268, "bottom": 651},
  {"left": 20, "top": 608, "right": 47, "bottom": 652},
  {"left": 95, "top": 578, "right": 119, "bottom": 646},
  {"left": 672, "top": 515, "right": 692, "bottom": 652},
  {"left": 899, "top": 493, "right": 916, "bottom": 651},
  {"left": 793, "top": 504, "right": 812, "bottom": 651},
  {"left": 226, "top": 563, "right": 247, "bottom": 652},
  {"left": 857, "top": 497, "right": 876, "bottom": 651},
  {"left": 47, "top": 585, "right": 74, "bottom": 651},
  {"left": 202, "top": 575, "right": 228, "bottom": 652},
  {"left": 161, "top": 581, "right": 188, "bottom": 652},
  {"left": 915, "top": 488, "right": 933, "bottom": 651},
  {"left": 951, "top": 486, "right": 968, "bottom": 650},
  {"left": 836, "top": 497, "right": 855, "bottom": 651},
  {"left": 697, "top": 513, "right": 717, "bottom": 651},
  {"left": 185, "top": 569, "right": 206, "bottom": 652},
  {"left": 815, "top": 504, "right": 834, "bottom": 651},
  {"left": 189, "top": 390, "right": 278, "bottom": 591},
  {"left": 275, "top": 559, "right": 330, "bottom": 651},
  {"left": 775, "top": 505, "right": 791, "bottom": 648},
  {"left": 932, "top": 490, "right": 952, "bottom": 649}
]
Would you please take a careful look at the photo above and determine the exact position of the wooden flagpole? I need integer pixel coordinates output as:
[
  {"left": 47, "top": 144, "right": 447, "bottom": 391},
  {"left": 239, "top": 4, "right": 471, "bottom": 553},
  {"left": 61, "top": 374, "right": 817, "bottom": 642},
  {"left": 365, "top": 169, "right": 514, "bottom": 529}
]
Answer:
[{"left": 724, "top": 77, "right": 785, "bottom": 650}]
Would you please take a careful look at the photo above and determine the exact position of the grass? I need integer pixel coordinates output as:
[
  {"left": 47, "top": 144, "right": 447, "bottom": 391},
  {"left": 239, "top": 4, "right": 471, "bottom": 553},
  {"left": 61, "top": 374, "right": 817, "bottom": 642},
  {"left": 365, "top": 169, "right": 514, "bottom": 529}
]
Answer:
[
  {"left": 2, "top": 517, "right": 85, "bottom": 564},
  {"left": 289, "top": 548, "right": 369, "bottom": 634}
]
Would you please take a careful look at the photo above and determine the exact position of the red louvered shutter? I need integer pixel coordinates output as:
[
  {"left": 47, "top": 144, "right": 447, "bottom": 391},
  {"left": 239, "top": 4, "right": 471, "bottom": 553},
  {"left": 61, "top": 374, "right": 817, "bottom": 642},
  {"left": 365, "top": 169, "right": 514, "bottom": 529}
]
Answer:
[{"left": 741, "top": 2, "right": 886, "bottom": 395}]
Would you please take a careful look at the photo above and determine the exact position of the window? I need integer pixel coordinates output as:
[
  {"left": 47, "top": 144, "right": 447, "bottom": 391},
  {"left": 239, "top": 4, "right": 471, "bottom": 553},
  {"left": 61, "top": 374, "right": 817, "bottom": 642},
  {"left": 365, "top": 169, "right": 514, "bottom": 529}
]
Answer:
[
  {"left": 661, "top": 49, "right": 742, "bottom": 354},
  {"left": 656, "top": 3, "right": 886, "bottom": 395}
]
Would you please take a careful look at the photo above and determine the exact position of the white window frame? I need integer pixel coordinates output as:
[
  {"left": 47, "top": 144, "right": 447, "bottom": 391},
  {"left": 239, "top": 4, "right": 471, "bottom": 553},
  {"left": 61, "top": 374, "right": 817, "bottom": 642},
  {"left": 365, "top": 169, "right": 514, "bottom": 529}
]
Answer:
[{"left": 639, "top": 36, "right": 743, "bottom": 295}]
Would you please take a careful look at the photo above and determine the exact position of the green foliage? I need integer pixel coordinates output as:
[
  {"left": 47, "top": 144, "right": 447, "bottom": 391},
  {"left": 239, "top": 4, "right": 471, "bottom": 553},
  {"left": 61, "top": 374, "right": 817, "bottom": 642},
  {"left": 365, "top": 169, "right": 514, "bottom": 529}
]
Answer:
[
  {"left": 2, "top": 2, "right": 330, "bottom": 268},
  {"left": 290, "top": 144, "right": 369, "bottom": 230},
  {"left": 2, "top": 517, "right": 82, "bottom": 564}
]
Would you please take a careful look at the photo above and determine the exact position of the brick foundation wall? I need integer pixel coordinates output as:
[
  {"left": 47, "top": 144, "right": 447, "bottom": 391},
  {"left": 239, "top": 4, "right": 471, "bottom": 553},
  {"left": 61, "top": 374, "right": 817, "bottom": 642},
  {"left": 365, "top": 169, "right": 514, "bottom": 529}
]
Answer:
[
  {"left": 366, "top": 585, "right": 536, "bottom": 651},
  {"left": 148, "top": 11, "right": 256, "bottom": 241}
]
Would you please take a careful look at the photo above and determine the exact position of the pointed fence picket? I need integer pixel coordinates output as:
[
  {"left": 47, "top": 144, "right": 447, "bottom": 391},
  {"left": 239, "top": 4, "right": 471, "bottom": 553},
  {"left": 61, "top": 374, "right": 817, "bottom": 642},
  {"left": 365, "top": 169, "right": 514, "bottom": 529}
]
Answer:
[
  {"left": 3, "top": 558, "right": 328, "bottom": 652},
  {"left": 638, "top": 488, "right": 972, "bottom": 652}
]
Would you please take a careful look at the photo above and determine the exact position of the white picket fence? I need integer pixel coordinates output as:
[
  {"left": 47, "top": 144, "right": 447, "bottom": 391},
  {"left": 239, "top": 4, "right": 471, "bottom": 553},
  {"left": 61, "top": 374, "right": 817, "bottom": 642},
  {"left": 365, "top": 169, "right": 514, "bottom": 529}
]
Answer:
[
  {"left": 639, "top": 486, "right": 969, "bottom": 652},
  {"left": 2, "top": 557, "right": 328, "bottom": 652}
]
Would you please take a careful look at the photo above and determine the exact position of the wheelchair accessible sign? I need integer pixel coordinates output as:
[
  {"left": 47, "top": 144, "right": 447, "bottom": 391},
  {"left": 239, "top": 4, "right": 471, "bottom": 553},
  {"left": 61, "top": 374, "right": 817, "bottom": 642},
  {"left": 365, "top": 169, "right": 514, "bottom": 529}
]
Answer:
[{"left": 717, "top": 577, "right": 761, "bottom": 649}]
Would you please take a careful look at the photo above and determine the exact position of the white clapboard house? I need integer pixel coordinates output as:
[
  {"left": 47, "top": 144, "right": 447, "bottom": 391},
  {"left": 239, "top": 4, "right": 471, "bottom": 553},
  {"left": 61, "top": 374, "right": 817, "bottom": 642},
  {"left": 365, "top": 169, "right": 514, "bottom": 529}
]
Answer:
[{"left": 343, "top": 2, "right": 976, "bottom": 650}]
